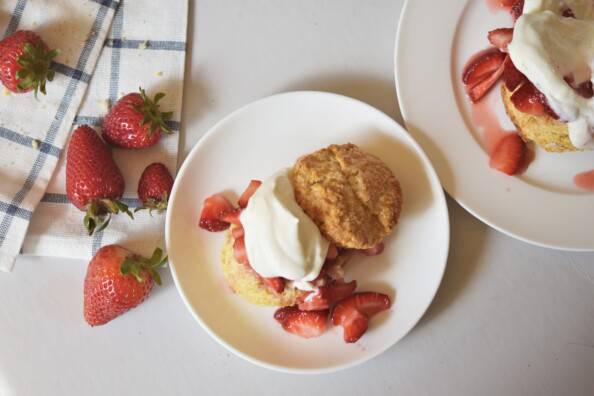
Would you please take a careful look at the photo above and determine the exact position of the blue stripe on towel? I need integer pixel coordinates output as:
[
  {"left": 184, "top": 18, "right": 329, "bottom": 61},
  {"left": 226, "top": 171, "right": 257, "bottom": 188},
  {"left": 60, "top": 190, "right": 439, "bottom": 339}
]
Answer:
[
  {"left": 51, "top": 62, "right": 92, "bottom": 83},
  {"left": 3, "top": 0, "right": 27, "bottom": 38},
  {"left": 0, "top": 126, "right": 61, "bottom": 157},
  {"left": 105, "top": 39, "right": 186, "bottom": 51}
]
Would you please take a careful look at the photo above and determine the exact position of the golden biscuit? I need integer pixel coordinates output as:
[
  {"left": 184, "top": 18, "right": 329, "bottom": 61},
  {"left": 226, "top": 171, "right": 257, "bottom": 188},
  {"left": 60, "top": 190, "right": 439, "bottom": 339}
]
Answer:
[
  {"left": 291, "top": 143, "right": 402, "bottom": 249},
  {"left": 501, "top": 85, "right": 578, "bottom": 153},
  {"left": 221, "top": 231, "right": 305, "bottom": 306}
]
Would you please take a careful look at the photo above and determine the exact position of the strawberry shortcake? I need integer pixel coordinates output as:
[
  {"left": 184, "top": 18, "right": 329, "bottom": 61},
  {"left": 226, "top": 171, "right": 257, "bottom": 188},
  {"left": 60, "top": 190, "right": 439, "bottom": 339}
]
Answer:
[
  {"left": 462, "top": 0, "right": 594, "bottom": 173},
  {"left": 199, "top": 143, "right": 402, "bottom": 343}
]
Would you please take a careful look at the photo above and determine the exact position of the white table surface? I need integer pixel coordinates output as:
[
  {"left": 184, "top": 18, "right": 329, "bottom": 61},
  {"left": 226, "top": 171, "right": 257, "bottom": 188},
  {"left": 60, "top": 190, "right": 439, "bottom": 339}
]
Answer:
[{"left": 2, "top": 1, "right": 594, "bottom": 395}]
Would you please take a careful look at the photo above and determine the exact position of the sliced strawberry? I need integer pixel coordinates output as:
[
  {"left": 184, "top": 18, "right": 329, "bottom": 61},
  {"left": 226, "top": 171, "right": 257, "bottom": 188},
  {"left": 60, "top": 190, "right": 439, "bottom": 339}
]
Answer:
[
  {"left": 238, "top": 180, "right": 262, "bottom": 208},
  {"left": 262, "top": 277, "right": 286, "bottom": 294},
  {"left": 462, "top": 49, "right": 506, "bottom": 88},
  {"left": 502, "top": 57, "right": 526, "bottom": 91},
  {"left": 199, "top": 194, "right": 234, "bottom": 232},
  {"left": 360, "top": 242, "right": 384, "bottom": 256},
  {"left": 326, "top": 243, "right": 338, "bottom": 261},
  {"left": 511, "top": 0, "right": 524, "bottom": 21},
  {"left": 467, "top": 55, "right": 507, "bottom": 102},
  {"left": 499, "top": 0, "right": 517, "bottom": 6},
  {"left": 489, "top": 134, "right": 526, "bottom": 175},
  {"left": 274, "top": 306, "right": 328, "bottom": 339},
  {"left": 332, "top": 292, "right": 391, "bottom": 343},
  {"left": 231, "top": 226, "right": 245, "bottom": 239},
  {"left": 510, "top": 81, "right": 558, "bottom": 118},
  {"left": 341, "top": 309, "right": 369, "bottom": 344},
  {"left": 232, "top": 236, "right": 250, "bottom": 265},
  {"left": 222, "top": 208, "right": 242, "bottom": 226},
  {"left": 298, "top": 279, "right": 357, "bottom": 311},
  {"left": 488, "top": 28, "right": 513, "bottom": 52}
]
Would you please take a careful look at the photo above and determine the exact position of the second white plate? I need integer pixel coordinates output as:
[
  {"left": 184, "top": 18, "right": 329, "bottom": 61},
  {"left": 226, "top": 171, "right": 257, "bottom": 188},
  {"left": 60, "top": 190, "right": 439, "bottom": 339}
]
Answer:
[{"left": 395, "top": 0, "right": 594, "bottom": 251}]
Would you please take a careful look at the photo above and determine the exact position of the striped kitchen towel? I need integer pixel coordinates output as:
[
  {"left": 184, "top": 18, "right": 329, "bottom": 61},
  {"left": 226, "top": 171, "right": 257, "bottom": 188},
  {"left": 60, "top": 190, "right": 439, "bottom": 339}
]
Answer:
[
  {"left": 0, "top": 0, "right": 120, "bottom": 271},
  {"left": 19, "top": 0, "right": 188, "bottom": 267}
]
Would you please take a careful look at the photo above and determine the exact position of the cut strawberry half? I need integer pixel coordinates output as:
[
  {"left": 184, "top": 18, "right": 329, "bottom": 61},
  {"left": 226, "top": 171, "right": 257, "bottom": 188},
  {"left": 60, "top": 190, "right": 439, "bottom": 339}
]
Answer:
[
  {"left": 332, "top": 292, "right": 391, "bottom": 343},
  {"left": 274, "top": 306, "right": 328, "bottom": 339},
  {"left": 489, "top": 134, "right": 526, "bottom": 176},
  {"left": 462, "top": 49, "right": 506, "bottom": 88},
  {"left": 231, "top": 225, "right": 245, "bottom": 239},
  {"left": 510, "top": 81, "right": 558, "bottom": 118},
  {"left": 488, "top": 28, "right": 513, "bottom": 52},
  {"left": 511, "top": 0, "right": 524, "bottom": 21},
  {"left": 238, "top": 180, "right": 262, "bottom": 208},
  {"left": 360, "top": 242, "right": 384, "bottom": 256},
  {"left": 298, "top": 279, "right": 357, "bottom": 311},
  {"left": 199, "top": 194, "right": 234, "bottom": 232},
  {"left": 466, "top": 54, "right": 507, "bottom": 103},
  {"left": 262, "top": 277, "right": 286, "bottom": 294},
  {"left": 232, "top": 236, "right": 250, "bottom": 266},
  {"left": 502, "top": 57, "right": 526, "bottom": 91},
  {"left": 222, "top": 208, "right": 242, "bottom": 226}
]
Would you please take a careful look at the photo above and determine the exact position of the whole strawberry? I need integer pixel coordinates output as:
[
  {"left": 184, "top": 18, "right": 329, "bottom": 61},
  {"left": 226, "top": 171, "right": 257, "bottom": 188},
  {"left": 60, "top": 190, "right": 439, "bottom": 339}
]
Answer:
[
  {"left": 83, "top": 245, "right": 167, "bottom": 326},
  {"left": 102, "top": 87, "right": 173, "bottom": 149},
  {"left": 0, "top": 30, "right": 59, "bottom": 96},
  {"left": 66, "top": 125, "right": 133, "bottom": 235},
  {"left": 136, "top": 162, "right": 174, "bottom": 213}
]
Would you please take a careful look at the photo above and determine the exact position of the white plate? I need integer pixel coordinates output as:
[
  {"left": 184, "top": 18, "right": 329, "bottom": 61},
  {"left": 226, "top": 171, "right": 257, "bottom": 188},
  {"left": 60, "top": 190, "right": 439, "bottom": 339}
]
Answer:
[
  {"left": 165, "top": 91, "right": 449, "bottom": 374},
  {"left": 395, "top": 0, "right": 594, "bottom": 251}
]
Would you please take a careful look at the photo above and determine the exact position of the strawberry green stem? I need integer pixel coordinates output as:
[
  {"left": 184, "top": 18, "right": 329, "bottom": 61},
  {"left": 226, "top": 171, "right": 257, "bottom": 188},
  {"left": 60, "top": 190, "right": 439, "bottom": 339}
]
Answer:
[{"left": 83, "top": 199, "right": 134, "bottom": 235}]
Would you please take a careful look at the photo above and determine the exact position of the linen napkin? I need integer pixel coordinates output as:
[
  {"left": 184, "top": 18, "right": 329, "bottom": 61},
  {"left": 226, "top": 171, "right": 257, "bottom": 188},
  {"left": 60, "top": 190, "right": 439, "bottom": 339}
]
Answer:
[
  {"left": 0, "top": 0, "right": 120, "bottom": 271},
  {"left": 19, "top": 0, "right": 188, "bottom": 268}
]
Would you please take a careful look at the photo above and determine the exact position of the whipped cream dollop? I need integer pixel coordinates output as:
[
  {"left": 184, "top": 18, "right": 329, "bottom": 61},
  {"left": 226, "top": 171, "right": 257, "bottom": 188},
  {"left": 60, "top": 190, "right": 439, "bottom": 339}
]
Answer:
[
  {"left": 240, "top": 168, "right": 329, "bottom": 287},
  {"left": 508, "top": 0, "right": 594, "bottom": 149}
]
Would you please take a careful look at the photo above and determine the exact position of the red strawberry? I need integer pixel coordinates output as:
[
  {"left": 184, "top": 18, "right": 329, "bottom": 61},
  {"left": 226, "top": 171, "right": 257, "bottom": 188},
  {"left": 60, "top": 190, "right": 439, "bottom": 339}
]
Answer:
[
  {"left": 274, "top": 305, "right": 328, "bottom": 339},
  {"left": 488, "top": 28, "right": 513, "bottom": 52},
  {"left": 510, "top": 81, "right": 558, "bottom": 118},
  {"left": 467, "top": 56, "right": 507, "bottom": 102},
  {"left": 502, "top": 57, "right": 526, "bottom": 91},
  {"left": 332, "top": 292, "right": 391, "bottom": 343},
  {"left": 136, "top": 162, "right": 174, "bottom": 213},
  {"left": 83, "top": 245, "right": 167, "bottom": 326},
  {"left": 199, "top": 194, "right": 234, "bottom": 232},
  {"left": 222, "top": 208, "right": 242, "bottom": 226},
  {"left": 462, "top": 49, "right": 506, "bottom": 88},
  {"left": 66, "top": 125, "right": 132, "bottom": 235},
  {"left": 360, "top": 242, "right": 384, "bottom": 256},
  {"left": 238, "top": 180, "right": 262, "bottom": 208},
  {"left": 102, "top": 88, "right": 173, "bottom": 149},
  {"left": 498, "top": 0, "right": 517, "bottom": 6},
  {"left": 298, "top": 279, "right": 357, "bottom": 311},
  {"left": 489, "top": 134, "right": 526, "bottom": 175},
  {"left": 511, "top": 0, "right": 524, "bottom": 21},
  {"left": 262, "top": 277, "right": 286, "bottom": 294},
  {"left": 0, "top": 30, "right": 59, "bottom": 96},
  {"left": 233, "top": 236, "right": 249, "bottom": 265}
]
